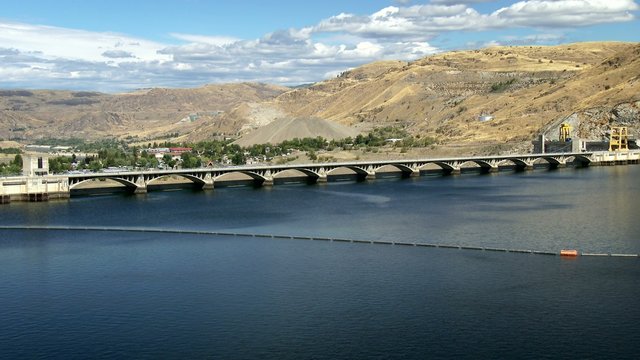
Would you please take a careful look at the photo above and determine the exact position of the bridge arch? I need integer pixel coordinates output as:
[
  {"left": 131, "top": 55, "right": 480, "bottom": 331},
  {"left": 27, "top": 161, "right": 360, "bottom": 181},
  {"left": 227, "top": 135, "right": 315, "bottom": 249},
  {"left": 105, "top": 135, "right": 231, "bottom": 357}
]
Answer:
[
  {"left": 69, "top": 177, "right": 138, "bottom": 191},
  {"left": 273, "top": 168, "right": 321, "bottom": 180},
  {"left": 417, "top": 162, "right": 445, "bottom": 171},
  {"left": 498, "top": 158, "right": 533, "bottom": 170},
  {"left": 326, "top": 166, "right": 370, "bottom": 181},
  {"left": 373, "top": 164, "right": 415, "bottom": 177},
  {"left": 146, "top": 173, "right": 207, "bottom": 188},
  {"left": 497, "top": 159, "right": 517, "bottom": 167},
  {"left": 428, "top": 161, "right": 458, "bottom": 174},
  {"left": 460, "top": 160, "right": 497, "bottom": 172},
  {"left": 532, "top": 157, "right": 552, "bottom": 165},
  {"left": 214, "top": 170, "right": 269, "bottom": 186},
  {"left": 541, "top": 156, "right": 563, "bottom": 166},
  {"left": 570, "top": 154, "right": 592, "bottom": 166}
]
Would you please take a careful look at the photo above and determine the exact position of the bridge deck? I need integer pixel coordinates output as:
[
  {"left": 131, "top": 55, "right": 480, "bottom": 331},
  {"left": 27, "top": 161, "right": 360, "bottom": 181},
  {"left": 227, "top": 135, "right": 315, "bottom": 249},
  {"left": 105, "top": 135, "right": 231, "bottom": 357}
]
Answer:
[{"left": 2, "top": 150, "right": 638, "bottom": 201}]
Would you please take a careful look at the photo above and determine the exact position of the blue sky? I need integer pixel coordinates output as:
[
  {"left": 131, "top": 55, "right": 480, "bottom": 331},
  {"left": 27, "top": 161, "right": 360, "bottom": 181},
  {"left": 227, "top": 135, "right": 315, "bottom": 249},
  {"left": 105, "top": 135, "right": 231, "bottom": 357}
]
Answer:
[{"left": 1, "top": 0, "right": 638, "bottom": 92}]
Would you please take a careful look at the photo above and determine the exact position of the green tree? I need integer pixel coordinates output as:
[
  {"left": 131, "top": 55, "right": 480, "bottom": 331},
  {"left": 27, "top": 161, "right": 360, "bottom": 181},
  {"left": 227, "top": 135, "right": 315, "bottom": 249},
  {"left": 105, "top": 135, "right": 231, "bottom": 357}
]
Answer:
[
  {"left": 231, "top": 152, "right": 246, "bottom": 165},
  {"left": 0, "top": 155, "right": 22, "bottom": 176},
  {"left": 48, "top": 156, "right": 73, "bottom": 174},
  {"left": 146, "top": 157, "right": 159, "bottom": 168},
  {"left": 181, "top": 152, "right": 201, "bottom": 168},
  {"left": 12, "top": 154, "right": 23, "bottom": 167},
  {"left": 162, "top": 154, "right": 176, "bottom": 169},
  {"left": 89, "top": 159, "right": 102, "bottom": 172}
]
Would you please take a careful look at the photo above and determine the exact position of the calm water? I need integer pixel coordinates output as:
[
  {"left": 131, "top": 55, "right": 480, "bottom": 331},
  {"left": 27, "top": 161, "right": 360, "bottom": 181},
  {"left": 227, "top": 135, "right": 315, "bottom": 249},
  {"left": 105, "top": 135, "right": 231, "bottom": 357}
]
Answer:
[{"left": 1, "top": 165, "right": 639, "bottom": 359}]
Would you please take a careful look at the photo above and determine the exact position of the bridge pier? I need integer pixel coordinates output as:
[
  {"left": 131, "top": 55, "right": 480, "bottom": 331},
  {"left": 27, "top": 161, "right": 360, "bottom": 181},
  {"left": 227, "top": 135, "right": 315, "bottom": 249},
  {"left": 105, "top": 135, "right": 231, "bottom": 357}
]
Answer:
[
  {"left": 262, "top": 177, "right": 274, "bottom": 187},
  {"left": 202, "top": 173, "right": 214, "bottom": 190},
  {"left": 316, "top": 175, "right": 328, "bottom": 184},
  {"left": 480, "top": 166, "right": 499, "bottom": 173},
  {"left": 409, "top": 169, "right": 421, "bottom": 177},
  {"left": 436, "top": 161, "right": 462, "bottom": 176},
  {"left": 366, "top": 172, "right": 376, "bottom": 181},
  {"left": 134, "top": 175, "right": 147, "bottom": 194}
]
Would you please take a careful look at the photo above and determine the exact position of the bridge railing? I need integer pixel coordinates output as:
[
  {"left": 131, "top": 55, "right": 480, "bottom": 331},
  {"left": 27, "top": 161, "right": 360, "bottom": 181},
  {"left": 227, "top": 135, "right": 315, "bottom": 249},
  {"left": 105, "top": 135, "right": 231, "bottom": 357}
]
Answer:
[{"left": 65, "top": 151, "right": 597, "bottom": 179}]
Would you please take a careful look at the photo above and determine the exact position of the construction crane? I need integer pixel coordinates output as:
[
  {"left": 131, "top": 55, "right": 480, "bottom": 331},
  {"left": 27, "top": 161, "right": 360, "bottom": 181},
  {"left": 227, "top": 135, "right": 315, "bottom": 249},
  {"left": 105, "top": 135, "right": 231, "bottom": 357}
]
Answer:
[
  {"left": 559, "top": 123, "right": 572, "bottom": 142},
  {"left": 609, "top": 126, "right": 629, "bottom": 151}
]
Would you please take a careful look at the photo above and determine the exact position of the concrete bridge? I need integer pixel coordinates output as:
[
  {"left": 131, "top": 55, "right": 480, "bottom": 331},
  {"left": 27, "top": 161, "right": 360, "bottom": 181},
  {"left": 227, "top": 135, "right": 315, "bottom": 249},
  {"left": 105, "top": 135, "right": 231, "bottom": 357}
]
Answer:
[
  {"left": 3, "top": 151, "right": 638, "bottom": 202},
  {"left": 63, "top": 151, "right": 612, "bottom": 194}
]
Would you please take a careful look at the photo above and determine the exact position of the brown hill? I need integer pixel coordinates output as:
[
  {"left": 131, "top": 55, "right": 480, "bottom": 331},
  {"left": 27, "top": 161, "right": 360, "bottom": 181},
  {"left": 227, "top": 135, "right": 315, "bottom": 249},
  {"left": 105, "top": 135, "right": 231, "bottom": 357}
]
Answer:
[
  {"left": 234, "top": 117, "right": 359, "bottom": 147},
  {"left": 272, "top": 42, "right": 639, "bottom": 149},
  {"left": 0, "top": 83, "right": 288, "bottom": 141},
  {"left": 1, "top": 42, "right": 638, "bottom": 153}
]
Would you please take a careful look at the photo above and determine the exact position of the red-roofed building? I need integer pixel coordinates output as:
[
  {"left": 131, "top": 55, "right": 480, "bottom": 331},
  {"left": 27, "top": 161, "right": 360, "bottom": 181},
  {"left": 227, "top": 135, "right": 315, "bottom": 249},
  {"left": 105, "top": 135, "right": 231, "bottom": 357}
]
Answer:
[{"left": 168, "top": 147, "right": 192, "bottom": 154}]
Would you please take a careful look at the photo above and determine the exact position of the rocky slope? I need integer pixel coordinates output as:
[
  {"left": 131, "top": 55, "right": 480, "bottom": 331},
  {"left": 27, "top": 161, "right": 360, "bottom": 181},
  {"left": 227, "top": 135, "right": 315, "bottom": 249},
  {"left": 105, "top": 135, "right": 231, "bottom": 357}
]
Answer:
[
  {"left": 234, "top": 117, "right": 358, "bottom": 147},
  {"left": 269, "top": 42, "right": 639, "bottom": 149}
]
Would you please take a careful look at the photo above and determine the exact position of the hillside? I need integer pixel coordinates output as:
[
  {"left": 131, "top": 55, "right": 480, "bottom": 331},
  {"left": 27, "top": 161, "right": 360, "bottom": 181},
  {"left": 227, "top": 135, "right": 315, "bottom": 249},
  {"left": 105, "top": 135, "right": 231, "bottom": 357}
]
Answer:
[
  {"left": 1, "top": 42, "right": 638, "bottom": 153},
  {"left": 0, "top": 83, "right": 289, "bottom": 141},
  {"left": 269, "top": 42, "right": 639, "bottom": 149},
  {"left": 234, "top": 117, "right": 358, "bottom": 147}
]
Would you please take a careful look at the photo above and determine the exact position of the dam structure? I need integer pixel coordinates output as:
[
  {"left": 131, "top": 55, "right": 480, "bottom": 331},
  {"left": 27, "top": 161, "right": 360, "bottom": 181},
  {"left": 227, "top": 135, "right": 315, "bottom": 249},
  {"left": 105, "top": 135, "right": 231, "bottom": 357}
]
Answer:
[{"left": 1, "top": 150, "right": 639, "bottom": 202}]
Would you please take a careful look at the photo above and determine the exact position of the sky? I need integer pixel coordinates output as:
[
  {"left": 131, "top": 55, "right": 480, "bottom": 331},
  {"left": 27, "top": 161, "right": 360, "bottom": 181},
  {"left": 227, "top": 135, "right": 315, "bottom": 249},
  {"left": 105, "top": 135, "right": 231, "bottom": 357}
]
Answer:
[{"left": 0, "top": 0, "right": 638, "bottom": 92}]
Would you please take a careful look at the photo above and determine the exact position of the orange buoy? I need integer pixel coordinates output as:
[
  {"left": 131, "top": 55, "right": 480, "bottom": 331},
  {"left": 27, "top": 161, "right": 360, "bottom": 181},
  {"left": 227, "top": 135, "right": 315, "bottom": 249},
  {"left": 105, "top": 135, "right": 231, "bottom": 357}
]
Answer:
[{"left": 560, "top": 249, "right": 579, "bottom": 257}]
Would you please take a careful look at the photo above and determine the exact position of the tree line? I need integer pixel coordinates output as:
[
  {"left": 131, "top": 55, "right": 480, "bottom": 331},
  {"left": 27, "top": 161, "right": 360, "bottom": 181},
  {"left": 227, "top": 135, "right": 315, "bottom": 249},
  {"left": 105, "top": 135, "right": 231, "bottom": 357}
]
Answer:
[
  {"left": 13, "top": 126, "right": 437, "bottom": 174},
  {"left": 0, "top": 154, "right": 22, "bottom": 176}
]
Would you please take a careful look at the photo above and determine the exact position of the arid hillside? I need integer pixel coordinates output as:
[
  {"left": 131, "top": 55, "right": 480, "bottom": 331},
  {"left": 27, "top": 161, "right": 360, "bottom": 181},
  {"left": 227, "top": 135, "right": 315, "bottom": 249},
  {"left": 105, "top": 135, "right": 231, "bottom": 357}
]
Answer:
[
  {"left": 1, "top": 42, "right": 638, "bottom": 153},
  {"left": 0, "top": 83, "right": 288, "bottom": 141},
  {"left": 234, "top": 117, "right": 359, "bottom": 147},
  {"left": 267, "top": 42, "right": 639, "bottom": 149}
]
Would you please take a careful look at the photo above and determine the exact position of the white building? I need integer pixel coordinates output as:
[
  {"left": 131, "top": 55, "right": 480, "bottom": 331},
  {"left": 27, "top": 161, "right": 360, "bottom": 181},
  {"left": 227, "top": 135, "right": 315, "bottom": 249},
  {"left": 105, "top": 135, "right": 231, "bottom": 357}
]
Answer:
[{"left": 22, "top": 154, "right": 49, "bottom": 176}]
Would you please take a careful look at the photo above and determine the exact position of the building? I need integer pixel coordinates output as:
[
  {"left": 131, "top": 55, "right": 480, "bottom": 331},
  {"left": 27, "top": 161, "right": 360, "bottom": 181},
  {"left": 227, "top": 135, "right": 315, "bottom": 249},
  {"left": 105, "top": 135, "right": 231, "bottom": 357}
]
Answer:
[
  {"left": 168, "top": 147, "right": 192, "bottom": 155},
  {"left": 24, "top": 145, "right": 52, "bottom": 153},
  {"left": 22, "top": 154, "right": 49, "bottom": 176}
]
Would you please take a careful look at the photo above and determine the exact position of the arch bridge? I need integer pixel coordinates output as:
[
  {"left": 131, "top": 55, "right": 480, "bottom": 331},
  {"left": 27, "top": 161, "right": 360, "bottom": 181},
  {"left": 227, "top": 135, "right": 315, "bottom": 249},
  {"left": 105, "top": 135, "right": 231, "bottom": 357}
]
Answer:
[{"left": 65, "top": 152, "right": 602, "bottom": 194}]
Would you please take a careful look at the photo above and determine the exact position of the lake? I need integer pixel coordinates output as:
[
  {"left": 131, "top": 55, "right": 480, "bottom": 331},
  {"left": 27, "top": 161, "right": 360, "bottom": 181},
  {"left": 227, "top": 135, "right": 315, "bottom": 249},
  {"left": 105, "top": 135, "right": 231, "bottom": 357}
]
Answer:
[{"left": 1, "top": 165, "right": 639, "bottom": 359}]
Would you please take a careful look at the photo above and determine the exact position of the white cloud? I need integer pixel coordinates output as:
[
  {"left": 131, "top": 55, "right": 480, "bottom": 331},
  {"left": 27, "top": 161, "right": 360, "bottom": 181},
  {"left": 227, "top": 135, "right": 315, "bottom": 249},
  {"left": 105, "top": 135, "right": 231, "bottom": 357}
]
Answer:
[
  {"left": 342, "top": 41, "right": 384, "bottom": 58},
  {"left": 0, "top": 0, "right": 638, "bottom": 91},
  {"left": 102, "top": 50, "right": 135, "bottom": 59},
  {"left": 0, "top": 22, "right": 169, "bottom": 63},
  {"left": 314, "top": 0, "right": 639, "bottom": 36},
  {"left": 170, "top": 33, "right": 240, "bottom": 46},
  {"left": 493, "top": 0, "right": 638, "bottom": 27}
]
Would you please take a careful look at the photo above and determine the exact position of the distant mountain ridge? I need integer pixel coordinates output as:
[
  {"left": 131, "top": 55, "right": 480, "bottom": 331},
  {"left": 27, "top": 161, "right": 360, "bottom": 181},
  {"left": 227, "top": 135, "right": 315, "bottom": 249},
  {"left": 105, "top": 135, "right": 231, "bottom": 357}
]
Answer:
[
  {"left": 1, "top": 42, "right": 638, "bottom": 151},
  {"left": 0, "top": 83, "right": 289, "bottom": 142}
]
